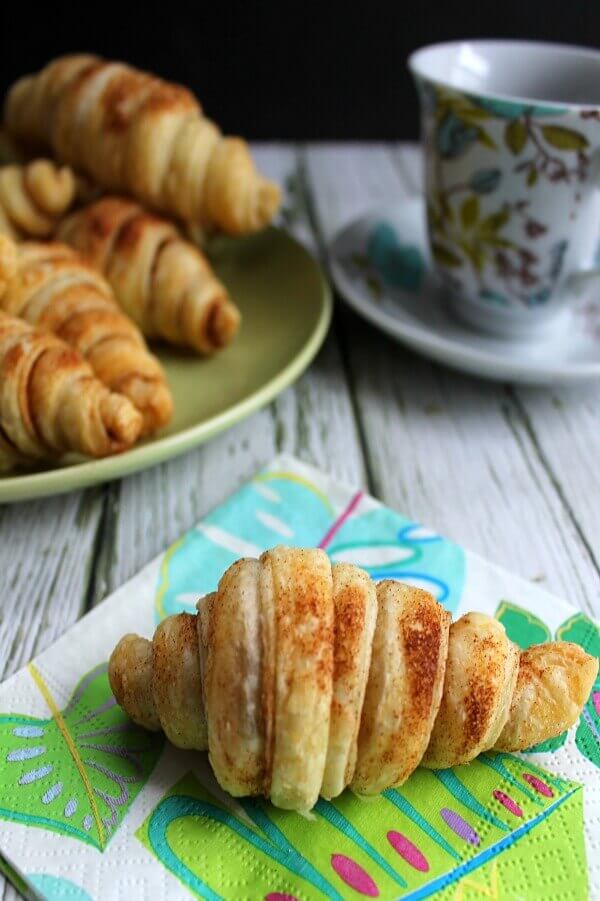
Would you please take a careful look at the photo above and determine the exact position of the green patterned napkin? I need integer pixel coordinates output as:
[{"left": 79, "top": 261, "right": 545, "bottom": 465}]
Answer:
[{"left": 0, "top": 455, "right": 597, "bottom": 900}]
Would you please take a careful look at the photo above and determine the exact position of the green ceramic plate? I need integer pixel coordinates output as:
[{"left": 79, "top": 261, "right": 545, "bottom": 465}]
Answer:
[{"left": 0, "top": 228, "right": 332, "bottom": 504}]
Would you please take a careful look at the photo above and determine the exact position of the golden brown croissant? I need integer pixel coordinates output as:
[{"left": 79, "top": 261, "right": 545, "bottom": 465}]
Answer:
[
  {"left": 0, "top": 160, "right": 76, "bottom": 239},
  {"left": 0, "top": 235, "right": 173, "bottom": 435},
  {"left": 0, "top": 309, "right": 142, "bottom": 468},
  {"left": 0, "top": 234, "right": 17, "bottom": 296},
  {"left": 56, "top": 197, "right": 240, "bottom": 353},
  {"left": 109, "top": 547, "right": 598, "bottom": 813},
  {"left": 4, "top": 54, "right": 281, "bottom": 235}
]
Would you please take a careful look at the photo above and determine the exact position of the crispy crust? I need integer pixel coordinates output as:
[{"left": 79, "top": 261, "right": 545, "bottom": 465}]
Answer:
[
  {"left": 108, "top": 550, "right": 598, "bottom": 814},
  {"left": 321, "top": 563, "right": 378, "bottom": 798},
  {"left": 423, "top": 613, "right": 519, "bottom": 768},
  {"left": 5, "top": 55, "right": 280, "bottom": 235},
  {"left": 0, "top": 160, "right": 75, "bottom": 239},
  {"left": 108, "top": 634, "right": 161, "bottom": 731},
  {"left": 352, "top": 582, "right": 450, "bottom": 794},
  {"left": 495, "top": 641, "right": 599, "bottom": 751},
  {"left": 151, "top": 614, "right": 207, "bottom": 750},
  {"left": 202, "top": 560, "right": 265, "bottom": 796},
  {"left": 0, "top": 234, "right": 17, "bottom": 297},
  {"left": 266, "top": 547, "right": 334, "bottom": 811},
  {"left": 56, "top": 197, "right": 239, "bottom": 353},
  {"left": 0, "top": 309, "right": 142, "bottom": 463},
  {"left": 0, "top": 237, "right": 172, "bottom": 435}
]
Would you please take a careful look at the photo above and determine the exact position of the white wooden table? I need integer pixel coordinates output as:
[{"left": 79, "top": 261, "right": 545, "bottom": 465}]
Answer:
[{"left": 1, "top": 142, "right": 599, "bottom": 899}]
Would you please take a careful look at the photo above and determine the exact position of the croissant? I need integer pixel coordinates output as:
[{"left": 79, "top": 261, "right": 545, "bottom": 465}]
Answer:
[
  {"left": 56, "top": 197, "right": 240, "bottom": 353},
  {"left": 4, "top": 54, "right": 281, "bottom": 235},
  {"left": 0, "top": 234, "right": 16, "bottom": 296},
  {"left": 0, "top": 235, "right": 173, "bottom": 435},
  {"left": 109, "top": 547, "right": 598, "bottom": 813},
  {"left": 0, "top": 159, "right": 76, "bottom": 239},
  {"left": 0, "top": 309, "right": 142, "bottom": 468}
]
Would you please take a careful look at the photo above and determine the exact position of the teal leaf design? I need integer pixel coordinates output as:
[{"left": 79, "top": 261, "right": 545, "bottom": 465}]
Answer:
[
  {"left": 366, "top": 222, "right": 426, "bottom": 292},
  {"left": 0, "top": 663, "right": 164, "bottom": 850},
  {"left": 436, "top": 112, "right": 478, "bottom": 159},
  {"left": 495, "top": 601, "right": 552, "bottom": 648},
  {"left": 495, "top": 608, "right": 599, "bottom": 763},
  {"left": 556, "top": 614, "right": 600, "bottom": 768},
  {"left": 556, "top": 612, "right": 600, "bottom": 653},
  {"left": 495, "top": 603, "right": 562, "bottom": 754},
  {"left": 138, "top": 756, "right": 578, "bottom": 900},
  {"left": 480, "top": 289, "right": 509, "bottom": 306},
  {"left": 469, "top": 168, "right": 502, "bottom": 194},
  {"left": 525, "top": 732, "right": 569, "bottom": 754}
]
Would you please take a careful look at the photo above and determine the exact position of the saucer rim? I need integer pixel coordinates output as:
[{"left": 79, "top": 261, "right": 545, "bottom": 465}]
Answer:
[{"left": 329, "top": 205, "right": 600, "bottom": 385}]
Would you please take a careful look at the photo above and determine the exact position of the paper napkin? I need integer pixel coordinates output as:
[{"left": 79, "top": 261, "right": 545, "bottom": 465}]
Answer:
[{"left": 0, "top": 455, "right": 597, "bottom": 900}]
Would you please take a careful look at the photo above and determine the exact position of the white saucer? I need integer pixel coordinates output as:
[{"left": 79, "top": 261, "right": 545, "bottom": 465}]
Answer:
[{"left": 329, "top": 200, "right": 600, "bottom": 384}]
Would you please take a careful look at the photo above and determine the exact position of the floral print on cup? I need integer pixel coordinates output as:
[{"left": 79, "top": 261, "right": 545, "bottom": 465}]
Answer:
[{"left": 417, "top": 81, "right": 600, "bottom": 312}]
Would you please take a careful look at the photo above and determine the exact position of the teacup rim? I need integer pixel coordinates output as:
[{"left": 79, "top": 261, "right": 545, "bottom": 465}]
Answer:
[{"left": 408, "top": 38, "right": 600, "bottom": 111}]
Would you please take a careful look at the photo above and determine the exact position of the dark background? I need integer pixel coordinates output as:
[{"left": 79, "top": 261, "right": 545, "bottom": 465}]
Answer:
[{"left": 1, "top": 3, "right": 599, "bottom": 140}]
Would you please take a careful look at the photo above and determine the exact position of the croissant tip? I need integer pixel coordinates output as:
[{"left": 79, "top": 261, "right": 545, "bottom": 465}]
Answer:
[
  {"left": 257, "top": 180, "right": 282, "bottom": 223},
  {"left": 141, "top": 386, "right": 174, "bottom": 436},
  {"left": 117, "top": 376, "right": 174, "bottom": 436},
  {"left": 100, "top": 392, "right": 143, "bottom": 451},
  {"left": 204, "top": 300, "right": 241, "bottom": 351}
]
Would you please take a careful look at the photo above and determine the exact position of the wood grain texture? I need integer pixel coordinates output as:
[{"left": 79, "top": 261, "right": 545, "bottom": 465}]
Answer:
[
  {"left": 396, "top": 143, "right": 600, "bottom": 611},
  {"left": 0, "top": 139, "right": 598, "bottom": 901},
  {"left": 303, "top": 143, "right": 599, "bottom": 616},
  {"left": 0, "top": 143, "right": 365, "bottom": 901},
  {"left": 0, "top": 489, "right": 104, "bottom": 681},
  {"left": 87, "top": 145, "right": 366, "bottom": 606}
]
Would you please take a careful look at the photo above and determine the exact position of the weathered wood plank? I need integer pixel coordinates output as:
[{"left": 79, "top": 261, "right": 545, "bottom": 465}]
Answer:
[
  {"left": 513, "top": 384, "right": 600, "bottom": 574},
  {"left": 0, "top": 145, "right": 364, "bottom": 901},
  {"left": 88, "top": 144, "right": 366, "bottom": 605},
  {"left": 395, "top": 142, "right": 600, "bottom": 611},
  {"left": 0, "top": 489, "right": 104, "bottom": 682},
  {"left": 303, "top": 144, "right": 599, "bottom": 615}
]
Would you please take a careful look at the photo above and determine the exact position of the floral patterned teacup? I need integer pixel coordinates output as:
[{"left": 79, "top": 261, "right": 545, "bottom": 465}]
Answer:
[{"left": 409, "top": 40, "right": 600, "bottom": 338}]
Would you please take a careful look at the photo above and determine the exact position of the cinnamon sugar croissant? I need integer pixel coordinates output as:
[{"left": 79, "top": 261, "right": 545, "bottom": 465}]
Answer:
[
  {"left": 4, "top": 54, "right": 281, "bottom": 235},
  {"left": 109, "top": 547, "right": 598, "bottom": 813},
  {"left": 56, "top": 197, "right": 240, "bottom": 353},
  {"left": 0, "top": 160, "right": 76, "bottom": 239},
  {"left": 0, "top": 235, "right": 172, "bottom": 435},
  {"left": 0, "top": 310, "right": 142, "bottom": 468}
]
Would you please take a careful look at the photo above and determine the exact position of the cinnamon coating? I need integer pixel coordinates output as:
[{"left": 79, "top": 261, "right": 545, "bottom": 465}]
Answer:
[
  {"left": 56, "top": 197, "right": 240, "bottom": 354},
  {"left": 0, "top": 310, "right": 142, "bottom": 468},
  {"left": 4, "top": 54, "right": 281, "bottom": 235},
  {"left": 108, "top": 547, "right": 599, "bottom": 813},
  {"left": 0, "top": 236, "right": 172, "bottom": 435},
  {"left": 0, "top": 160, "right": 76, "bottom": 239}
]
